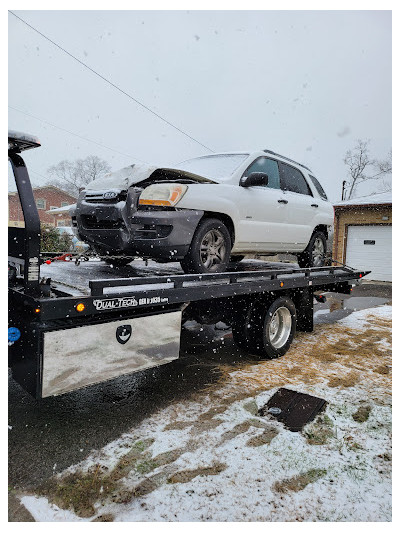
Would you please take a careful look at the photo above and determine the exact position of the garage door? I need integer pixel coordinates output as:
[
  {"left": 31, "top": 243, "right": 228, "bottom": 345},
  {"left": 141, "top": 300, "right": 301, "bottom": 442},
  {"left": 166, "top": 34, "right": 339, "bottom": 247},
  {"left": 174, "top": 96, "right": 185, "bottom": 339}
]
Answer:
[{"left": 346, "top": 225, "right": 392, "bottom": 281}]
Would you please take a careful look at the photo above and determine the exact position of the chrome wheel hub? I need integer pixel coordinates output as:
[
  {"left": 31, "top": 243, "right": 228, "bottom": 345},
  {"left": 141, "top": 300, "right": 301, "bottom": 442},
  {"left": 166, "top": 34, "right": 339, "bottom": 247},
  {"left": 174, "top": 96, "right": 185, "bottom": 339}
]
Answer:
[
  {"left": 200, "top": 229, "right": 226, "bottom": 270},
  {"left": 268, "top": 307, "right": 292, "bottom": 349}
]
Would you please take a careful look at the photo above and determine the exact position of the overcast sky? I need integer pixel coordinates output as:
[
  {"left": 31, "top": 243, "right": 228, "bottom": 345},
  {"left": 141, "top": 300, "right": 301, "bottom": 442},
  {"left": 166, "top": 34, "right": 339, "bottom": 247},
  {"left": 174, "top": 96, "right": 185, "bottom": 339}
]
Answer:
[{"left": 8, "top": 10, "right": 392, "bottom": 201}]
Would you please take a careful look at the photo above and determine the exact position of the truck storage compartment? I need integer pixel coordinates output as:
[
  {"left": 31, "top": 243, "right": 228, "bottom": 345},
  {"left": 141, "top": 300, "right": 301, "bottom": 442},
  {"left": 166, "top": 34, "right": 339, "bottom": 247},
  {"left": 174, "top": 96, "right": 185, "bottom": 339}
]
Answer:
[
  {"left": 41, "top": 310, "right": 182, "bottom": 397},
  {"left": 10, "top": 310, "right": 182, "bottom": 399}
]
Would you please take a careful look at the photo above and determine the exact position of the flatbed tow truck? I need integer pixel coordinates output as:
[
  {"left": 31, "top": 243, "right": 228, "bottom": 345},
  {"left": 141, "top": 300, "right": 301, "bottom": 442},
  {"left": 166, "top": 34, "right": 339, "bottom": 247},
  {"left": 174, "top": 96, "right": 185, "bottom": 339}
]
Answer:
[{"left": 8, "top": 132, "right": 369, "bottom": 400}]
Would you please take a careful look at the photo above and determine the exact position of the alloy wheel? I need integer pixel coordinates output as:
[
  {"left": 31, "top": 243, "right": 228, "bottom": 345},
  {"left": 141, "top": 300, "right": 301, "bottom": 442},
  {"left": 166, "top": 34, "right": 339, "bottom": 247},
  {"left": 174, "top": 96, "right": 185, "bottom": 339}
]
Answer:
[
  {"left": 200, "top": 229, "right": 227, "bottom": 270},
  {"left": 312, "top": 236, "right": 325, "bottom": 266}
]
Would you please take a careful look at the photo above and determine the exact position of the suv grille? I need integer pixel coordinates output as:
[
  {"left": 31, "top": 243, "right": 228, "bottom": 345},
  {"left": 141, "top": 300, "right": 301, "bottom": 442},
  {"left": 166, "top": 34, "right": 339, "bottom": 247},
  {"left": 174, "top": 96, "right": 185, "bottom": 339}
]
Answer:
[{"left": 84, "top": 190, "right": 127, "bottom": 203}]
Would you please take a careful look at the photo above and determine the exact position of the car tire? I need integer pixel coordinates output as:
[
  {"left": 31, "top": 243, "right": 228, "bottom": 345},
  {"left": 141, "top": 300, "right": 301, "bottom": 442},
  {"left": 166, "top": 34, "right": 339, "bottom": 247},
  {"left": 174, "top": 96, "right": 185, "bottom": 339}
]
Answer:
[
  {"left": 297, "top": 231, "right": 327, "bottom": 268},
  {"left": 181, "top": 218, "right": 232, "bottom": 274},
  {"left": 232, "top": 297, "right": 296, "bottom": 359}
]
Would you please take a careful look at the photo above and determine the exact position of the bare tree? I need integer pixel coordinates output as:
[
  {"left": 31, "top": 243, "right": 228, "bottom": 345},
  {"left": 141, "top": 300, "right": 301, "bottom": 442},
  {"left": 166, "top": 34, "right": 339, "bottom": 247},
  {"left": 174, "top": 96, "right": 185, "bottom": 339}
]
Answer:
[
  {"left": 46, "top": 156, "right": 112, "bottom": 197},
  {"left": 343, "top": 140, "right": 392, "bottom": 200}
]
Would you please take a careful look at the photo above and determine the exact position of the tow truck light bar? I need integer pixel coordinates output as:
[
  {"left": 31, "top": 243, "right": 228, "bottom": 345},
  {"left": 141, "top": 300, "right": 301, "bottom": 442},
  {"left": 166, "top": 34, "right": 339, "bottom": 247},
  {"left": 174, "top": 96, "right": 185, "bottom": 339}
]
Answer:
[{"left": 8, "top": 130, "right": 41, "bottom": 153}]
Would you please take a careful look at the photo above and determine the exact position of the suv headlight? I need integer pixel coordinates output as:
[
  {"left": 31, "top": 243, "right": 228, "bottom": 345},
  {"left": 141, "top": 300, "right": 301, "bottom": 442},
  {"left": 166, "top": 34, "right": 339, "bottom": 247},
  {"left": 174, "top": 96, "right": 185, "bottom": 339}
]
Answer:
[{"left": 139, "top": 184, "right": 188, "bottom": 207}]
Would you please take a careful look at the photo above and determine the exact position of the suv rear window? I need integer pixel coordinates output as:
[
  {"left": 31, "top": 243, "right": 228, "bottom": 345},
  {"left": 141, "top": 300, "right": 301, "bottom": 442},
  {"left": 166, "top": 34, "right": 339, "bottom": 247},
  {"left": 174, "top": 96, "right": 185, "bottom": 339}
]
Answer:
[
  {"left": 309, "top": 175, "right": 328, "bottom": 200},
  {"left": 278, "top": 162, "right": 312, "bottom": 196}
]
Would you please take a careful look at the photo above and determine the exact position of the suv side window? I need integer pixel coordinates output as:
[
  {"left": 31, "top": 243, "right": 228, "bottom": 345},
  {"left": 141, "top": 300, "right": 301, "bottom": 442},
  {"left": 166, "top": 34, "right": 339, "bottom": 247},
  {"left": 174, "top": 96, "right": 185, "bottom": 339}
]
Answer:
[
  {"left": 309, "top": 175, "right": 328, "bottom": 200},
  {"left": 242, "top": 157, "right": 280, "bottom": 189},
  {"left": 278, "top": 162, "right": 312, "bottom": 196}
]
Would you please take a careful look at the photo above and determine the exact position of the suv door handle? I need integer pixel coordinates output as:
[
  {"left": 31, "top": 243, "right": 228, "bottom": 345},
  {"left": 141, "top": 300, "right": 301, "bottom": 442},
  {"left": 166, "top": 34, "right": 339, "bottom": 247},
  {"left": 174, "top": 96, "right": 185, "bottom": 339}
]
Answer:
[
  {"left": 311, "top": 203, "right": 319, "bottom": 208},
  {"left": 278, "top": 199, "right": 288, "bottom": 204}
]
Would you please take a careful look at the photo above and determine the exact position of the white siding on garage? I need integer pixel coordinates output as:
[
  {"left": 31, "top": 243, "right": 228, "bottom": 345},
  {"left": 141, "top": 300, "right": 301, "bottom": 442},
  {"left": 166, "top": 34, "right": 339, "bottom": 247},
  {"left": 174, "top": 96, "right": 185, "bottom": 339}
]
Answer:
[{"left": 346, "top": 225, "right": 392, "bottom": 282}]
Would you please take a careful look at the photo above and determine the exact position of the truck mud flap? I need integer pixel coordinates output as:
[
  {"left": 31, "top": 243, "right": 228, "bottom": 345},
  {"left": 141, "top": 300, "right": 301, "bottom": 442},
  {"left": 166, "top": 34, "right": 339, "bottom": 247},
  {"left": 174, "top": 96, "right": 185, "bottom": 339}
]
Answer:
[{"left": 40, "top": 311, "right": 182, "bottom": 397}]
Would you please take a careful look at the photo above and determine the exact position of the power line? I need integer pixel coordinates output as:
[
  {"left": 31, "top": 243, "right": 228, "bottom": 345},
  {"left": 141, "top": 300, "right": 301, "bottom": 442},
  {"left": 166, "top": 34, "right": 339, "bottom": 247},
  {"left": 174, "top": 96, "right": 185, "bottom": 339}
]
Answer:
[
  {"left": 9, "top": 11, "right": 214, "bottom": 153},
  {"left": 9, "top": 105, "right": 147, "bottom": 163},
  {"left": 29, "top": 169, "right": 49, "bottom": 181}
]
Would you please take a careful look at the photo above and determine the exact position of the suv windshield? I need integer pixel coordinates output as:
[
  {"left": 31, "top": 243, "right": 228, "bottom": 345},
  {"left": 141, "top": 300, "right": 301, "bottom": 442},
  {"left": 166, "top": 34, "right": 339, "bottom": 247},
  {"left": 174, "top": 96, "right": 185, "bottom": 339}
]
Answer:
[{"left": 175, "top": 154, "right": 249, "bottom": 181}]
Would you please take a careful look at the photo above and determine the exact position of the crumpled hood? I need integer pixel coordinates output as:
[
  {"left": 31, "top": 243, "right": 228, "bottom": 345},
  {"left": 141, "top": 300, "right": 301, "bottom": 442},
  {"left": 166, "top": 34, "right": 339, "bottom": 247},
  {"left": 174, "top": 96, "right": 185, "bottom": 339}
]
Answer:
[{"left": 84, "top": 162, "right": 216, "bottom": 191}]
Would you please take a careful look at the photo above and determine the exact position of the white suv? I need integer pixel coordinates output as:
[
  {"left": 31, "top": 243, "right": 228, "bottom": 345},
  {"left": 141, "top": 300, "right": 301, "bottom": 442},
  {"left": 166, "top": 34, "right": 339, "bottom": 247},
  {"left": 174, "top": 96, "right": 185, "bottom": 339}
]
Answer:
[{"left": 74, "top": 150, "right": 334, "bottom": 273}]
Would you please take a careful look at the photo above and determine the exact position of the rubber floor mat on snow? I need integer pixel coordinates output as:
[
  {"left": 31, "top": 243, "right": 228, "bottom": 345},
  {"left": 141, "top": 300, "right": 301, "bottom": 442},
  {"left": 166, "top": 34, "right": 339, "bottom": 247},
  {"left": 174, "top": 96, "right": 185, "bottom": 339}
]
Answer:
[{"left": 259, "top": 388, "right": 327, "bottom": 432}]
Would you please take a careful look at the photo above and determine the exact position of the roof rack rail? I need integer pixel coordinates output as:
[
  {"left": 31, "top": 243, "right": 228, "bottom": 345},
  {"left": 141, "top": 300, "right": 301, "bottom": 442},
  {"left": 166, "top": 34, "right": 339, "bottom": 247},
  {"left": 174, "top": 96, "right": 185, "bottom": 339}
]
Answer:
[{"left": 263, "top": 150, "right": 312, "bottom": 172}]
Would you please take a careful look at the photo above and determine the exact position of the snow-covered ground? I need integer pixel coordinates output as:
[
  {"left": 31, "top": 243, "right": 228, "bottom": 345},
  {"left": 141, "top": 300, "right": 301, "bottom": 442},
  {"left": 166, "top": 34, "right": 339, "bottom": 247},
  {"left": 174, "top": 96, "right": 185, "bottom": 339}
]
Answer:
[{"left": 20, "top": 306, "right": 392, "bottom": 522}]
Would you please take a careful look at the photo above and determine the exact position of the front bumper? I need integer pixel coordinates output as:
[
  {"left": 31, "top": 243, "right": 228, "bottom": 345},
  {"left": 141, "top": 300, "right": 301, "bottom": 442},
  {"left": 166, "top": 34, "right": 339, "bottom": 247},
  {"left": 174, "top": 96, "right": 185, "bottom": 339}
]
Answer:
[{"left": 76, "top": 205, "right": 204, "bottom": 261}]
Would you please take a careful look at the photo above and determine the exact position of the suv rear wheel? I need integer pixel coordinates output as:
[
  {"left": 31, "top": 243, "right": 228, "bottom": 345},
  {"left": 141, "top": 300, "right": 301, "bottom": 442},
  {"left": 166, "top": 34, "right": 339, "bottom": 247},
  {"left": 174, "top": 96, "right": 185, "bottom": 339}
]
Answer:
[
  {"left": 181, "top": 218, "right": 231, "bottom": 274},
  {"left": 297, "top": 231, "right": 327, "bottom": 268}
]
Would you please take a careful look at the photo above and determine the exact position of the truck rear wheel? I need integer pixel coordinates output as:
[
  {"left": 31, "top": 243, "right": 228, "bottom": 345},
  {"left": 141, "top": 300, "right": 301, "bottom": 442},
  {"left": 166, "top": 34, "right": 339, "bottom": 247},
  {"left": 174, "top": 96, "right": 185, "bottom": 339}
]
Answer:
[{"left": 232, "top": 296, "right": 296, "bottom": 358}]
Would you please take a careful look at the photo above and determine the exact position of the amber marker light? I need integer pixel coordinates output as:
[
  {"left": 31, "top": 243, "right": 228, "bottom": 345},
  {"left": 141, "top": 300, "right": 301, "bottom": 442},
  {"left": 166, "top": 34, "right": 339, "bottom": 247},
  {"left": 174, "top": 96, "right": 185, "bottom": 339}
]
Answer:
[
  {"left": 280, "top": 282, "right": 284, "bottom": 287},
  {"left": 76, "top": 303, "right": 85, "bottom": 312},
  {"left": 34, "top": 308, "right": 41, "bottom": 314}
]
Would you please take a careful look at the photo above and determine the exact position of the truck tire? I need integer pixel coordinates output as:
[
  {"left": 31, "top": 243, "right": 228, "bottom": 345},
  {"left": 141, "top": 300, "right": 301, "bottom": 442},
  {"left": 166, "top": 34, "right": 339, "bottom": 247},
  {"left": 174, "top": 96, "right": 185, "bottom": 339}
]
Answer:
[
  {"left": 181, "top": 218, "right": 232, "bottom": 274},
  {"left": 297, "top": 231, "right": 327, "bottom": 268},
  {"left": 232, "top": 299, "right": 256, "bottom": 351},
  {"left": 232, "top": 296, "right": 296, "bottom": 358}
]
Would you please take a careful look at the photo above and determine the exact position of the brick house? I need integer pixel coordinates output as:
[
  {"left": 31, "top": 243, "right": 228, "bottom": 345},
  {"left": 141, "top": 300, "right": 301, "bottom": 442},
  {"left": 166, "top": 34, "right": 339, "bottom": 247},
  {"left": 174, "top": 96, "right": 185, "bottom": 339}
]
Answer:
[
  {"left": 8, "top": 186, "right": 76, "bottom": 228},
  {"left": 333, "top": 192, "right": 392, "bottom": 281}
]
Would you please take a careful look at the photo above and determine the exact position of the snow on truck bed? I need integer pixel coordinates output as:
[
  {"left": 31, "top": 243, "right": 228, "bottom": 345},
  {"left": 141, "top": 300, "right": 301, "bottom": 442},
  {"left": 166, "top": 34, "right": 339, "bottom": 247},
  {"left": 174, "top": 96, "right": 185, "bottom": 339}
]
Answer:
[{"left": 20, "top": 305, "right": 392, "bottom": 522}]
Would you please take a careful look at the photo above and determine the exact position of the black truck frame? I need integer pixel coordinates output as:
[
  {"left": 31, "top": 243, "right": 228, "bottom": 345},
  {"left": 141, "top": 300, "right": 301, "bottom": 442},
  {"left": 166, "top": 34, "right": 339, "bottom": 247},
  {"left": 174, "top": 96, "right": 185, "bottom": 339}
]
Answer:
[{"left": 8, "top": 132, "right": 369, "bottom": 400}]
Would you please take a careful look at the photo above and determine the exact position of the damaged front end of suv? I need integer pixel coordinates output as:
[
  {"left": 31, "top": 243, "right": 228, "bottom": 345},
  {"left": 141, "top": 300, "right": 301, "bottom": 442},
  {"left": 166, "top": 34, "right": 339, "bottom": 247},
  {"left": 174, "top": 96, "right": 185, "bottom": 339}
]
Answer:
[{"left": 74, "top": 163, "right": 212, "bottom": 266}]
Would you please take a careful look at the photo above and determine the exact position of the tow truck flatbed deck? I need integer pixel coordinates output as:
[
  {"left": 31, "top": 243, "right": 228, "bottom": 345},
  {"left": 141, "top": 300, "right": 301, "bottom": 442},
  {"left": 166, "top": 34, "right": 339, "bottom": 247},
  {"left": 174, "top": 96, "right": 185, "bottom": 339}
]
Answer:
[
  {"left": 39, "top": 258, "right": 325, "bottom": 296},
  {"left": 13, "top": 259, "right": 365, "bottom": 321}
]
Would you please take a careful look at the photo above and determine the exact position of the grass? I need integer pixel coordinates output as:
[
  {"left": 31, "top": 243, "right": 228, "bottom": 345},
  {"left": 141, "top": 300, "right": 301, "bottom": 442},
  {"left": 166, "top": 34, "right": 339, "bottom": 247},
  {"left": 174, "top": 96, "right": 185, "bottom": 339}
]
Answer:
[
  {"left": 213, "top": 318, "right": 391, "bottom": 399},
  {"left": 168, "top": 463, "right": 227, "bottom": 484},
  {"left": 38, "top": 438, "right": 156, "bottom": 517},
  {"left": 352, "top": 405, "right": 372, "bottom": 423},
  {"left": 38, "top": 466, "right": 117, "bottom": 518},
  {"left": 303, "top": 414, "right": 335, "bottom": 445},
  {"left": 273, "top": 468, "right": 327, "bottom": 493}
]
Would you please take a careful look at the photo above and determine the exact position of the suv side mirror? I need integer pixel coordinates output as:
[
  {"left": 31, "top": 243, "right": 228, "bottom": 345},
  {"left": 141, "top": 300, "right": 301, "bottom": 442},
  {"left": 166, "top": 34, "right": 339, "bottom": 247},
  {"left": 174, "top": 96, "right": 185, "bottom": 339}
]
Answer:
[{"left": 240, "top": 172, "right": 269, "bottom": 188}]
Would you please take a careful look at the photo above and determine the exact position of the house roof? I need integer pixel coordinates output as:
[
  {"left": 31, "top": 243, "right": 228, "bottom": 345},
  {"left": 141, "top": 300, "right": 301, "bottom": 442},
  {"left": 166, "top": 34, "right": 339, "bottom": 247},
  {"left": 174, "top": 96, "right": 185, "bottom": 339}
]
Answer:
[
  {"left": 46, "top": 204, "right": 76, "bottom": 215},
  {"left": 8, "top": 185, "right": 77, "bottom": 200},
  {"left": 334, "top": 191, "right": 392, "bottom": 208}
]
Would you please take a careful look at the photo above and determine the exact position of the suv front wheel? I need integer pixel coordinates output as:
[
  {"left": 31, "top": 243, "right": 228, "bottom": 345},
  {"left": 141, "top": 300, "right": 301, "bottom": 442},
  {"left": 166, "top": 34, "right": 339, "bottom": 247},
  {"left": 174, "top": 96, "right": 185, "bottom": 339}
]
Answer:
[
  {"left": 297, "top": 231, "right": 327, "bottom": 268},
  {"left": 181, "top": 218, "right": 232, "bottom": 274}
]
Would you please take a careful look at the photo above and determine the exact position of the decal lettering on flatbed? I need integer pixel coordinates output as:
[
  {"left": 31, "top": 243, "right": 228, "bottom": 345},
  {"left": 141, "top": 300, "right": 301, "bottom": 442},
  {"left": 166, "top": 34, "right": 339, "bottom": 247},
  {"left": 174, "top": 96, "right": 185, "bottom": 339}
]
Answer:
[
  {"left": 28, "top": 257, "right": 39, "bottom": 281},
  {"left": 93, "top": 295, "right": 169, "bottom": 310}
]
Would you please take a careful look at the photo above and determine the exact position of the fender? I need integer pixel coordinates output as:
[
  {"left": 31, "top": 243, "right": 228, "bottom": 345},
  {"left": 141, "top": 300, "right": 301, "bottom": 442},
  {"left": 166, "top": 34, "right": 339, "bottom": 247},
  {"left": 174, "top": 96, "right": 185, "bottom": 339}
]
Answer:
[{"left": 176, "top": 183, "right": 242, "bottom": 243}]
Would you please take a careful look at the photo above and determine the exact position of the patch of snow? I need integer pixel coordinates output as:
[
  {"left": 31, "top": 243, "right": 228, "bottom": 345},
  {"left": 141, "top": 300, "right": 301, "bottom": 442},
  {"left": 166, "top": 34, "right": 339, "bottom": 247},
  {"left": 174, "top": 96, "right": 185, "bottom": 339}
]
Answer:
[
  {"left": 337, "top": 304, "right": 391, "bottom": 329},
  {"left": 21, "top": 496, "right": 90, "bottom": 522}
]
